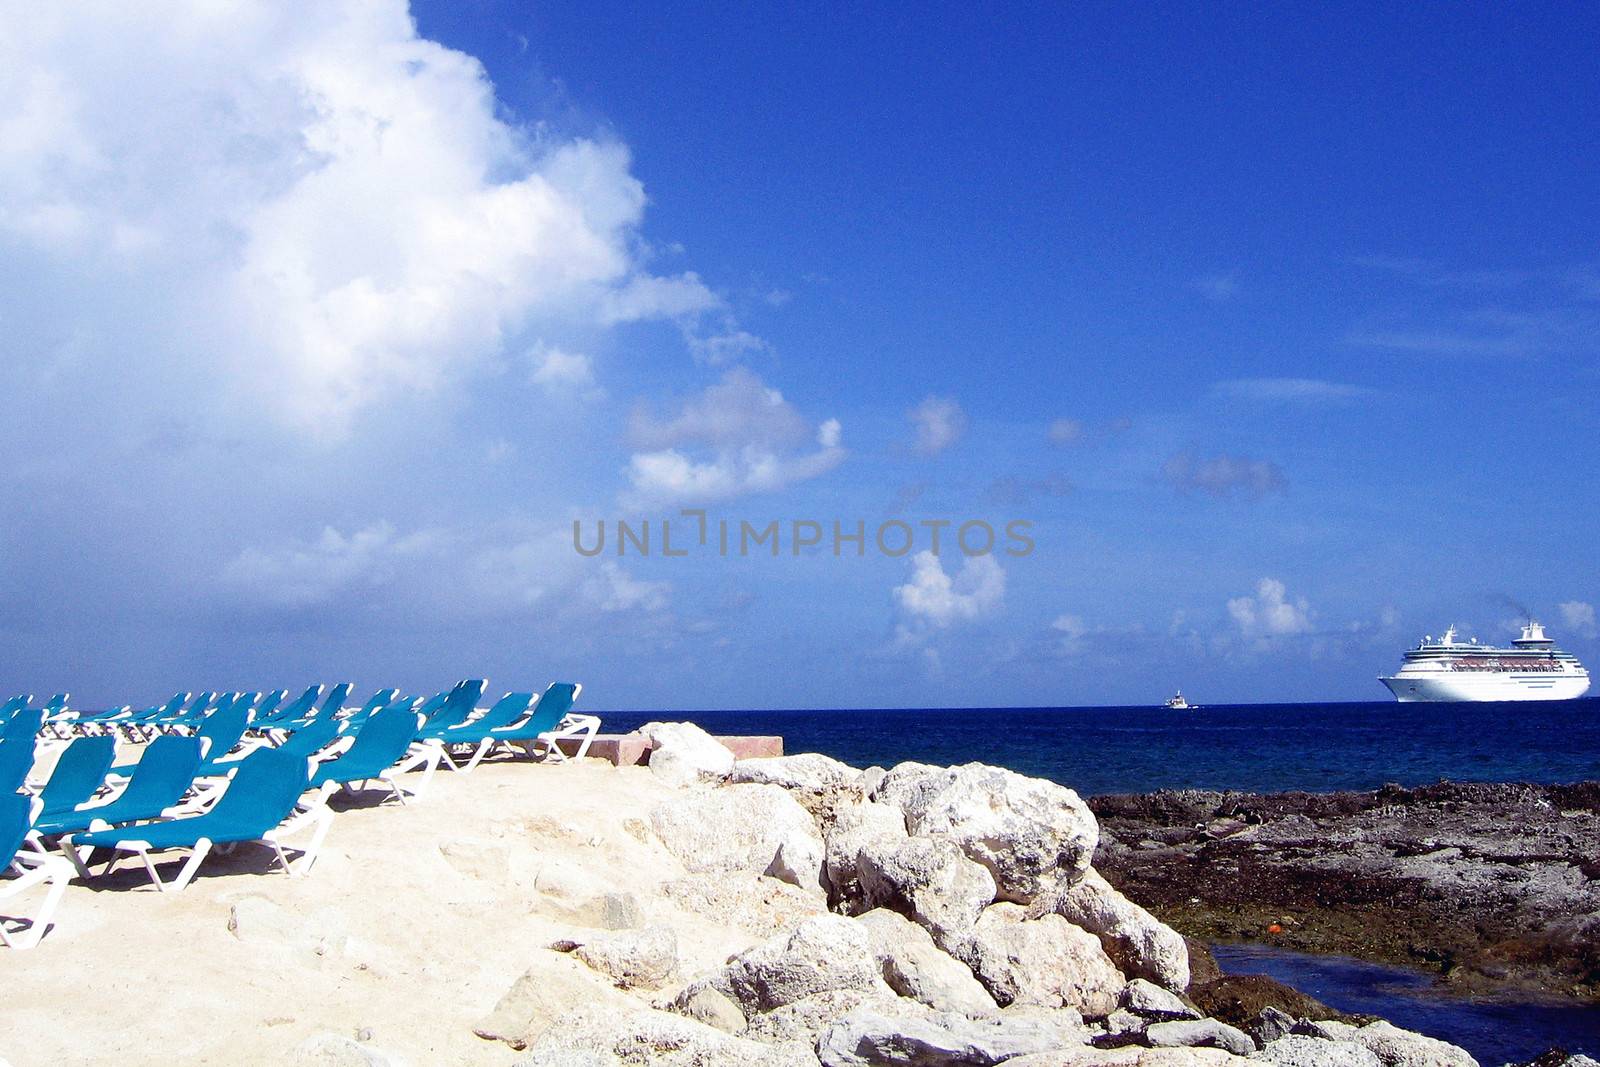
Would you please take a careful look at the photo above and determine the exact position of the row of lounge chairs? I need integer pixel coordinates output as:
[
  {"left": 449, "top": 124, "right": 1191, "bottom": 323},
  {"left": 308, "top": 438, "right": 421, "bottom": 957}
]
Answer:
[{"left": 0, "top": 681, "right": 595, "bottom": 948}]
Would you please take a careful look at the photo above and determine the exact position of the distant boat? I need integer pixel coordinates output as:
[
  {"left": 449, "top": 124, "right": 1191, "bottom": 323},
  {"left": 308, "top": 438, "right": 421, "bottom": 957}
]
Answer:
[
  {"left": 1165, "top": 691, "right": 1195, "bottom": 710},
  {"left": 1379, "top": 621, "right": 1591, "bottom": 702}
]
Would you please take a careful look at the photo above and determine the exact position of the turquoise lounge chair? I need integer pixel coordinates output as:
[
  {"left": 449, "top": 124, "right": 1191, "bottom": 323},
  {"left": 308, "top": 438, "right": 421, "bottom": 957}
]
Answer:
[
  {"left": 335, "top": 688, "right": 400, "bottom": 731},
  {"left": 456, "top": 683, "right": 594, "bottom": 771},
  {"left": 64, "top": 748, "right": 331, "bottom": 892},
  {"left": 0, "top": 739, "right": 34, "bottom": 794},
  {"left": 250, "top": 685, "right": 324, "bottom": 731},
  {"left": 34, "top": 735, "right": 202, "bottom": 841},
  {"left": 0, "top": 794, "right": 72, "bottom": 949},
  {"left": 423, "top": 692, "right": 532, "bottom": 768},
  {"left": 2, "top": 707, "right": 44, "bottom": 745},
  {"left": 309, "top": 703, "right": 440, "bottom": 804},
  {"left": 35, "top": 737, "right": 116, "bottom": 815}
]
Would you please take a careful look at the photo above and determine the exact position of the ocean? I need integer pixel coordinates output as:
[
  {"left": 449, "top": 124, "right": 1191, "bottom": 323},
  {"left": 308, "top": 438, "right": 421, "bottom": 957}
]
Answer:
[{"left": 602, "top": 697, "right": 1600, "bottom": 797}]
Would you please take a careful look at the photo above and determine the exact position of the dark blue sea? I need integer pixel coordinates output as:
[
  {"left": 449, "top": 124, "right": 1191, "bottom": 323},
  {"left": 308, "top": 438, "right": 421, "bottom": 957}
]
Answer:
[{"left": 603, "top": 697, "right": 1600, "bottom": 797}]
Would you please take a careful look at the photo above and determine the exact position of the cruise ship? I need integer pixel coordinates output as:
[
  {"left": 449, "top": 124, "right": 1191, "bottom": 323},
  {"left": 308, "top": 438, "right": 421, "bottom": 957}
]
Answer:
[{"left": 1380, "top": 621, "right": 1591, "bottom": 702}]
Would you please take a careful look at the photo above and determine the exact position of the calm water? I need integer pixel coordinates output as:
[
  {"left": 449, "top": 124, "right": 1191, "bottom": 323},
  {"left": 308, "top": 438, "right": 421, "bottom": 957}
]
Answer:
[
  {"left": 604, "top": 698, "right": 1600, "bottom": 796},
  {"left": 1214, "top": 943, "right": 1600, "bottom": 1063}
]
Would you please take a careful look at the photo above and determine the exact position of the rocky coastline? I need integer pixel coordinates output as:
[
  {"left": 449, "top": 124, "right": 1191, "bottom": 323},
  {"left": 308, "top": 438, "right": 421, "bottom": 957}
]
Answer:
[
  {"left": 1089, "top": 780, "right": 1600, "bottom": 1004},
  {"left": 492, "top": 725, "right": 1510, "bottom": 1066}
]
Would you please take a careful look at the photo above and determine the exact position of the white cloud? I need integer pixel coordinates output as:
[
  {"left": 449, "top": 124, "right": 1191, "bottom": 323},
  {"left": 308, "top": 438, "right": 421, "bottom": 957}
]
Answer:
[
  {"left": 1228, "top": 578, "right": 1313, "bottom": 638},
  {"left": 224, "top": 520, "right": 669, "bottom": 618},
  {"left": 1193, "top": 273, "right": 1239, "bottom": 301},
  {"left": 909, "top": 396, "right": 967, "bottom": 456},
  {"left": 0, "top": 2, "right": 714, "bottom": 435},
  {"left": 1162, "top": 452, "right": 1286, "bottom": 498},
  {"left": 1559, "top": 600, "right": 1596, "bottom": 637},
  {"left": 625, "top": 368, "right": 844, "bottom": 505},
  {"left": 1214, "top": 378, "right": 1375, "bottom": 403},
  {"left": 894, "top": 551, "right": 1005, "bottom": 627},
  {"left": 1046, "top": 418, "right": 1084, "bottom": 445},
  {"left": 530, "top": 346, "right": 597, "bottom": 394}
]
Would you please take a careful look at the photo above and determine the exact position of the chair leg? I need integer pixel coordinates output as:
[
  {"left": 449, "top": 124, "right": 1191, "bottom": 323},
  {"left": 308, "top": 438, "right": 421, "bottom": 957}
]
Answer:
[
  {"left": 0, "top": 853, "right": 71, "bottom": 950},
  {"left": 464, "top": 737, "right": 496, "bottom": 772}
]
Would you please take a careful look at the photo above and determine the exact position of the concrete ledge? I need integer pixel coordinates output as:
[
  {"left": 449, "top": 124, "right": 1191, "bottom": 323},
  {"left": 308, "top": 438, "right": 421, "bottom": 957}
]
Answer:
[{"left": 554, "top": 733, "right": 784, "bottom": 765}]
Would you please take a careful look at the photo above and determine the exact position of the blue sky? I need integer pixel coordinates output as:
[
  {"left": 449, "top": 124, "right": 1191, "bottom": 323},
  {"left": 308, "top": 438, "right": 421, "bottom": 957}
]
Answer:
[{"left": 1, "top": 3, "right": 1596, "bottom": 710}]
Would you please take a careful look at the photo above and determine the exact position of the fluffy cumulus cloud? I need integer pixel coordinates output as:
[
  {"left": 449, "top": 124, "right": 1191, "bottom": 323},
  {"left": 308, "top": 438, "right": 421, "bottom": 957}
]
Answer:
[
  {"left": 1228, "top": 578, "right": 1313, "bottom": 638},
  {"left": 0, "top": 2, "right": 715, "bottom": 435},
  {"left": 624, "top": 368, "right": 845, "bottom": 506},
  {"left": 1559, "top": 600, "right": 1597, "bottom": 637},
  {"left": 894, "top": 551, "right": 1005, "bottom": 627},
  {"left": 1162, "top": 452, "right": 1286, "bottom": 498},
  {"left": 909, "top": 396, "right": 968, "bottom": 456}
]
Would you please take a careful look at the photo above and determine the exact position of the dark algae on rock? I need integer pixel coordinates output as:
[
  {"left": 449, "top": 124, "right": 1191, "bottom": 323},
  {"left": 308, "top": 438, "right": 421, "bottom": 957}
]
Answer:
[{"left": 1089, "top": 780, "right": 1600, "bottom": 1002}]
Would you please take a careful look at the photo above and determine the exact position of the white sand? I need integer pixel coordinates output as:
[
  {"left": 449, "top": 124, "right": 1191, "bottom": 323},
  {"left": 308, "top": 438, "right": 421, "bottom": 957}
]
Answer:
[{"left": 5, "top": 757, "right": 767, "bottom": 1065}]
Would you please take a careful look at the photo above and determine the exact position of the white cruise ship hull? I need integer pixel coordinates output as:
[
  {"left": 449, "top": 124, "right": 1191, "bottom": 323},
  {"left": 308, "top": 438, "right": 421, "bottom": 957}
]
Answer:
[{"left": 1380, "top": 672, "right": 1592, "bottom": 703}]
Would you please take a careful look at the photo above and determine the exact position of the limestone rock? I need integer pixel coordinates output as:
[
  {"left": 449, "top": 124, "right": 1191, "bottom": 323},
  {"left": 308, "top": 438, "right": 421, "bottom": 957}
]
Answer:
[
  {"left": 741, "top": 987, "right": 897, "bottom": 1047},
  {"left": 822, "top": 799, "right": 909, "bottom": 906},
  {"left": 817, "top": 1005, "right": 1085, "bottom": 1067},
  {"left": 514, "top": 1005, "right": 813, "bottom": 1066},
  {"left": 657, "top": 871, "right": 823, "bottom": 936},
  {"left": 1040, "top": 869, "right": 1191, "bottom": 990},
  {"left": 1121, "top": 978, "right": 1199, "bottom": 1021},
  {"left": 1145, "top": 1018, "right": 1256, "bottom": 1055},
  {"left": 638, "top": 721, "right": 735, "bottom": 787},
  {"left": 472, "top": 958, "right": 637, "bottom": 1050},
  {"left": 857, "top": 835, "right": 997, "bottom": 941},
  {"left": 1001, "top": 1050, "right": 1257, "bottom": 1065},
  {"left": 649, "top": 783, "right": 825, "bottom": 893},
  {"left": 1251, "top": 1035, "right": 1382, "bottom": 1067},
  {"left": 708, "top": 914, "right": 882, "bottom": 1014},
  {"left": 668, "top": 985, "right": 746, "bottom": 1035},
  {"left": 291, "top": 1034, "right": 408, "bottom": 1067},
  {"left": 731, "top": 753, "right": 860, "bottom": 791},
  {"left": 855, "top": 907, "right": 1000, "bottom": 1016},
  {"left": 571, "top": 925, "right": 678, "bottom": 990},
  {"left": 944, "top": 903, "right": 1125, "bottom": 1016},
  {"left": 875, "top": 761, "right": 1098, "bottom": 903},
  {"left": 1292, "top": 1021, "right": 1478, "bottom": 1067}
]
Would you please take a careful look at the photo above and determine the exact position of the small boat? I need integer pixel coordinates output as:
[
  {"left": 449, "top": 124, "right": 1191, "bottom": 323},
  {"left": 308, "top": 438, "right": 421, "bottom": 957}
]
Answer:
[{"left": 1165, "top": 691, "right": 1194, "bottom": 710}]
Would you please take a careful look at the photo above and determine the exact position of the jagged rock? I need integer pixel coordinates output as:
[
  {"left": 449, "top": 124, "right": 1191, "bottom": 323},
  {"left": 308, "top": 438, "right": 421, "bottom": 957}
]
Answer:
[
  {"left": 668, "top": 985, "right": 746, "bottom": 1035},
  {"left": 1248, "top": 1007, "right": 1296, "bottom": 1045},
  {"left": 857, "top": 835, "right": 997, "bottom": 941},
  {"left": 816, "top": 1005, "right": 1085, "bottom": 1066},
  {"left": 706, "top": 914, "right": 882, "bottom": 1014},
  {"left": 874, "top": 761, "right": 1098, "bottom": 903},
  {"left": 291, "top": 1034, "right": 408, "bottom": 1067},
  {"left": 1122, "top": 978, "right": 1199, "bottom": 1020},
  {"left": 855, "top": 907, "right": 1000, "bottom": 1016},
  {"left": 1145, "top": 1018, "right": 1256, "bottom": 1055},
  {"left": 1001, "top": 1050, "right": 1258, "bottom": 1065},
  {"left": 823, "top": 799, "right": 909, "bottom": 906},
  {"left": 472, "top": 958, "right": 637, "bottom": 1050},
  {"left": 638, "top": 722, "right": 735, "bottom": 787},
  {"left": 1251, "top": 1035, "right": 1382, "bottom": 1067},
  {"left": 657, "top": 871, "right": 823, "bottom": 935},
  {"left": 943, "top": 903, "right": 1125, "bottom": 1016},
  {"left": 513, "top": 1004, "right": 814, "bottom": 1066},
  {"left": 1292, "top": 1021, "right": 1478, "bottom": 1067},
  {"left": 649, "top": 783, "right": 825, "bottom": 893},
  {"left": 571, "top": 925, "right": 678, "bottom": 990},
  {"left": 858, "top": 766, "right": 888, "bottom": 795},
  {"left": 731, "top": 753, "right": 860, "bottom": 791},
  {"left": 1038, "top": 869, "right": 1190, "bottom": 991},
  {"left": 741, "top": 987, "right": 898, "bottom": 1046},
  {"left": 1095, "top": 1008, "right": 1148, "bottom": 1042}
]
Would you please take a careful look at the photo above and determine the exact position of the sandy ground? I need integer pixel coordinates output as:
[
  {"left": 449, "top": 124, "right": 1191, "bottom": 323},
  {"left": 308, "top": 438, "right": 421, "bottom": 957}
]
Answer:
[{"left": 5, "top": 754, "right": 762, "bottom": 1066}]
